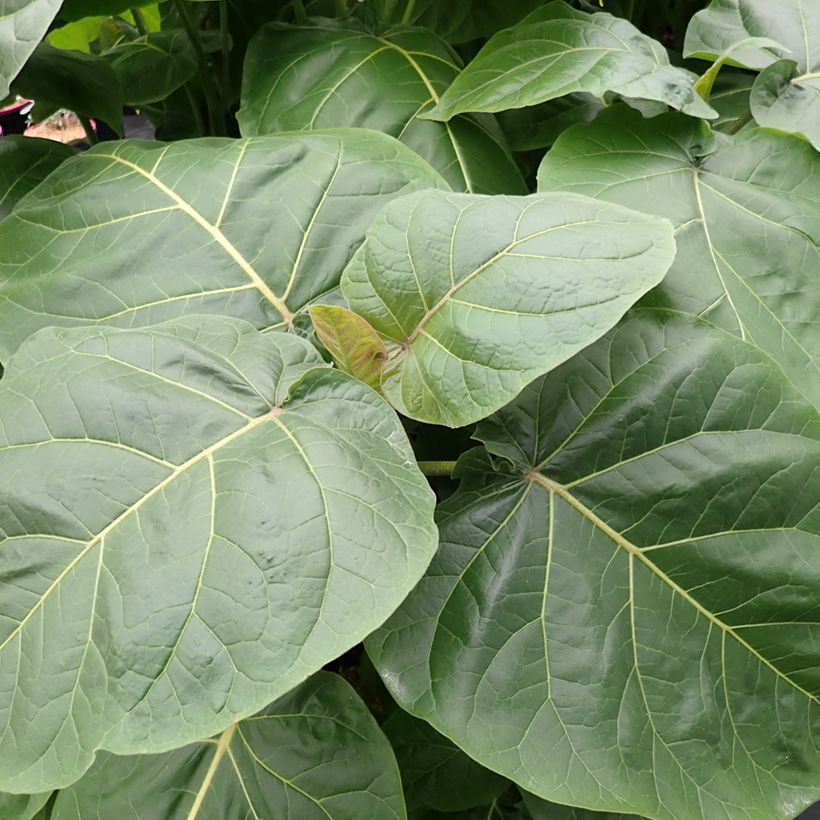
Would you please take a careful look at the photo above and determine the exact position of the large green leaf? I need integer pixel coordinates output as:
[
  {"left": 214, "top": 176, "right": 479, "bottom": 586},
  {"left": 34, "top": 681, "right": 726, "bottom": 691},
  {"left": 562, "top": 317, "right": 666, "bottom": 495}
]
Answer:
[
  {"left": 0, "top": 136, "right": 75, "bottom": 221},
  {"left": 537, "top": 106, "right": 820, "bottom": 413},
  {"left": 0, "top": 130, "right": 446, "bottom": 361},
  {"left": 424, "top": 1, "right": 716, "bottom": 122},
  {"left": 49, "top": 672, "right": 406, "bottom": 819},
  {"left": 0, "top": 0, "right": 62, "bottom": 98},
  {"left": 367, "top": 310, "right": 820, "bottom": 819},
  {"left": 11, "top": 42, "right": 124, "bottom": 134},
  {"left": 103, "top": 29, "right": 197, "bottom": 106},
  {"left": 749, "top": 59, "right": 820, "bottom": 151},
  {"left": 684, "top": 0, "right": 818, "bottom": 71},
  {"left": 383, "top": 709, "right": 509, "bottom": 814},
  {"left": 684, "top": 0, "right": 820, "bottom": 148},
  {"left": 0, "top": 316, "right": 437, "bottom": 793},
  {"left": 340, "top": 189, "right": 675, "bottom": 427},
  {"left": 238, "top": 21, "right": 524, "bottom": 194}
]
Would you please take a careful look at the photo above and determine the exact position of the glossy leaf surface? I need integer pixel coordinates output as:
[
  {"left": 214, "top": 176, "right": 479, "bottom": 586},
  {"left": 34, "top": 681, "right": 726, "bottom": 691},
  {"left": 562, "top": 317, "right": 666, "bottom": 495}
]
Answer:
[
  {"left": 50, "top": 673, "right": 406, "bottom": 819},
  {"left": 425, "top": 1, "right": 716, "bottom": 122},
  {"left": 0, "top": 0, "right": 62, "bottom": 98},
  {"left": 537, "top": 106, "right": 820, "bottom": 412},
  {"left": 368, "top": 310, "right": 820, "bottom": 819},
  {"left": 341, "top": 190, "right": 675, "bottom": 426},
  {"left": 0, "top": 130, "right": 445, "bottom": 360},
  {"left": 238, "top": 21, "right": 524, "bottom": 194},
  {"left": 0, "top": 317, "right": 437, "bottom": 792},
  {"left": 0, "top": 136, "right": 75, "bottom": 221}
]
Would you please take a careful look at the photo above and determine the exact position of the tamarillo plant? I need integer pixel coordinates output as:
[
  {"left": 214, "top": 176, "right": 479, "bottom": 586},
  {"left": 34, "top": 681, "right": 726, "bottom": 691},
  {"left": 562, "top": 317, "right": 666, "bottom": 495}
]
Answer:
[{"left": 0, "top": 0, "right": 818, "bottom": 817}]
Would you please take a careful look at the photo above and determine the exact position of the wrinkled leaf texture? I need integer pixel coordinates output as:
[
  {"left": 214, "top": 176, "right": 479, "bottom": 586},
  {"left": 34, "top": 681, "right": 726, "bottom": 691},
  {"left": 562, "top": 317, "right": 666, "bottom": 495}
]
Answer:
[
  {"left": 0, "top": 317, "right": 437, "bottom": 792},
  {"left": 368, "top": 310, "right": 820, "bottom": 819},
  {"left": 0, "top": 130, "right": 446, "bottom": 360}
]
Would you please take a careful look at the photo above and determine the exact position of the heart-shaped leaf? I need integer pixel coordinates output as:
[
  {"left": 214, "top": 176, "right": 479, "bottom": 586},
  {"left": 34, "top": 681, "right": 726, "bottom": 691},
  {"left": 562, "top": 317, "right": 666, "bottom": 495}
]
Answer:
[
  {"left": 750, "top": 59, "right": 820, "bottom": 151},
  {"left": 103, "top": 29, "right": 197, "bottom": 106},
  {"left": 0, "top": 129, "right": 446, "bottom": 360},
  {"left": 238, "top": 20, "right": 524, "bottom": 194},
  {"left": 0, "top": 316, "right": 437, "bottom": 793},
  {"left": 537, "top": 105, "right": 820, "bottom": 412},
  {"left": 685, "top": 0, "right": 817, "bottom": 71},
  {"left": 341, "top": 189, "right": 675, "bottom": 426},
  {"left": 685, "top": 0, "right": 820, "bottom": 145},
  {"left": 49, "top": 673, "right": 406, "bottom": 819},
  {"left": 367, "top": 310, "right": 820, "bottom": 819},
  {"left": 424, "top": 1, "right": 716, "bottom": 122},
  {"left": 0, "top": 136, "right": 75, "bottom": 221},
  {"left": 0, "top": 0, "right": 63, "bottom": 98}
]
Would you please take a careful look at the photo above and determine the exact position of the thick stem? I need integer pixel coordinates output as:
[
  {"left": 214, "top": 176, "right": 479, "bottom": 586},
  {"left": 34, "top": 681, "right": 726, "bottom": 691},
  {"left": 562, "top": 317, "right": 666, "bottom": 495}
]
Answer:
[
  {"left": 79, "top": 115, "right": 99, "bottom": 145},
  {"left": 401, "top": 0, "right": 416, "bottom": 24},
  {"left": 131, "top": 7, "right": 148, "bottom": 35},
  {"left": 183, "top": 83, "right": 207, "bottom": 136},
  {"left": 417, "top": 460, "right": 457, "bottom": 477},
  {"left": 172, "top": 0, "right": 225, "bottom": 135},
  {"left": 219, "top": 0, "right": 230, "bottom": 106}
]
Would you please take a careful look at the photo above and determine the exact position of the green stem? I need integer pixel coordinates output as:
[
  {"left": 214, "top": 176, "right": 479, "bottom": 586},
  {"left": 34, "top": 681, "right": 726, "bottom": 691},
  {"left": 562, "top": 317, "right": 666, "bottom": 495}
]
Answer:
[
  {"left": 219, "top": 0, "right": 230, "bottom": 105},
  {"left": 183, "top": 83, "right": 207, "bottom": 136},
  {"left": 292, "top": 0, "right": 307, "bottom": 22},
  {"left": 401, "top": 0, "right": 416, "bottom": 24},
  {"left": 172, "top": 0, "right": 225, "bottom": 135},
  {"left": 79, "top": 115, "right": 99, "bottom": 145},
  {"left": 131, "top": 7, "right": 148, "bottom": 35},
  {"left": 727, "top": 110, "right": 753, "bottom": 135},
  {"left": 417, "top": 460, "right": 457, "bottom": 477}
]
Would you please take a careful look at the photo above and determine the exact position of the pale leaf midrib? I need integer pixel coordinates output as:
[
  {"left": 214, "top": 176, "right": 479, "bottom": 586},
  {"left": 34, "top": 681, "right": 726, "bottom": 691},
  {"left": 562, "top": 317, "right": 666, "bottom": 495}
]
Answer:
[
  {"left": 90, "top": 152, "right": 294, "bottom": 325},
  {"left": 186, "top": 723, "right": 237, "bottom": 820},
  {"left": 0, "top": 412, "right": 272, "bottom": 656},
  {"left": 529, "top": 472, "right": 819, "bottom": 705}
]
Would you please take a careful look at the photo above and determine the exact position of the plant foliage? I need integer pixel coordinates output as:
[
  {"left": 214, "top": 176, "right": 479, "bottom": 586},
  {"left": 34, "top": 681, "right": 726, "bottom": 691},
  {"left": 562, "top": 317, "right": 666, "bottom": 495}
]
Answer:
[{"left": 0, "top": 0, "right": 818, "bottom": 818}]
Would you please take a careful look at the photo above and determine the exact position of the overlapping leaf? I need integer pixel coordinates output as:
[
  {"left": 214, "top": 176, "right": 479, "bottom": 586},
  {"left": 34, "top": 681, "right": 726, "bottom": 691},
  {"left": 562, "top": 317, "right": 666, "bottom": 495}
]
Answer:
[
  {"left": 0, "top": 130, "right": 446, "bottom": 360},
  {"left": 367, "top": 310, "right": 820, "bottom": 819},
  {"left": 0, "top": 136, "right": 75, "bottom": 221},
  {"left": 0, "top": 0, "right": 62, "bottom": 97},
  {"left": 424, "top": 1, "right": 716, "bottom": 122},
  {"left": 0, "top": 316, "right": 437, "bottom": 793},
  {"left": 49, "top": 673, "right": 406, "bottom": 819},
  {"left": 685, "top": 0, "right": 820, "bottom": 148},
  {"left": 537, "top": 106, "right": 820, "bottom": 412},
  {"left": 341, "top": 189, "right": 675, "bottom": 426},
  {"left": 238, "top": 21, "right": 524, "bottom": 194}
]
